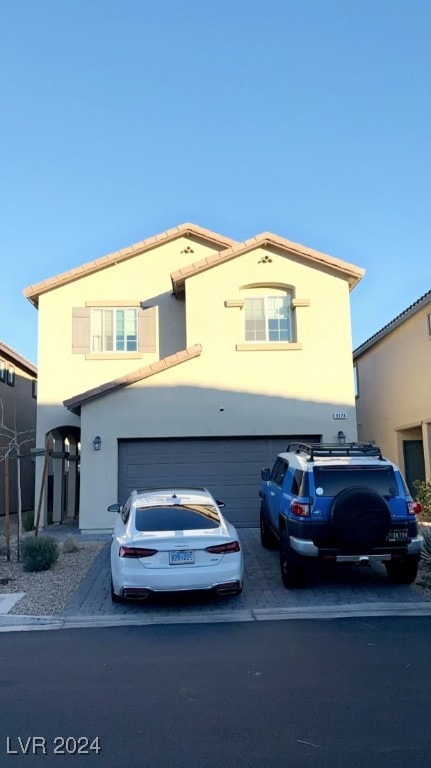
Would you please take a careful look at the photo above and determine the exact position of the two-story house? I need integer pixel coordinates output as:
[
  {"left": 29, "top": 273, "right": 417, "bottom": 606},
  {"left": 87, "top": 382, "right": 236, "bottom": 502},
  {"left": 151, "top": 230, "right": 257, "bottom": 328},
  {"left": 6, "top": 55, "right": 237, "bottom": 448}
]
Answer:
[
  {"left": 0, "top": 341, "right": 37, "bottom": 517},
  {"left": 24, "top": 223, "right": 364, "bottom": 532},
  {"left": 353, "top": 290, "right": 431, "bottom": 493}
]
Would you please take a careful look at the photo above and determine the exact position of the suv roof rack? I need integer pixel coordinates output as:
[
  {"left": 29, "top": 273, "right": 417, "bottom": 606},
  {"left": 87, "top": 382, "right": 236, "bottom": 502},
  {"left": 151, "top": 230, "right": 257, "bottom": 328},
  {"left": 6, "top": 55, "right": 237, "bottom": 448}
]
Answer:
[{"left": 286, "top": 442, "right": 385, "bottom": 461}]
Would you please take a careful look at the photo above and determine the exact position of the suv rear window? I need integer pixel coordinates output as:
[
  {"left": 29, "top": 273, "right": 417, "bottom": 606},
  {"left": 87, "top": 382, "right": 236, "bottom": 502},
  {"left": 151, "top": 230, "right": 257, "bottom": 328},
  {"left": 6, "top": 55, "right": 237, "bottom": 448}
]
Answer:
[
  {"left": 312, "top": 467, "right": 398, "bottom": 498},
  {"left": 134, "top": 504, "right": 221, "bottom": 531}
]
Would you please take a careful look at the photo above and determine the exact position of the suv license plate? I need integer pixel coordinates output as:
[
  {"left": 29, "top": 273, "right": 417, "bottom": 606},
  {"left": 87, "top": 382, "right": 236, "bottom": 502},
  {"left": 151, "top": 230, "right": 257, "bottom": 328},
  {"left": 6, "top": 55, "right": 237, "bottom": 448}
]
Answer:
[
  {"left": 386, "top": 530, "right": 408, "bottom": 542},
  {"left": 169, "top": 550, "right": 195, "bottom": 565}
]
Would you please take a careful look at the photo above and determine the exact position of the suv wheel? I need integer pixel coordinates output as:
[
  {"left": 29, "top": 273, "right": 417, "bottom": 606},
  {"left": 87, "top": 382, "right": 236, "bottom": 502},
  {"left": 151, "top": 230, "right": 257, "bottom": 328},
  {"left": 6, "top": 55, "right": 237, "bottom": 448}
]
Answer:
[
  {"left": 385, "top": 558, "right": 419, "bottom": 585},
  {"left": 260, "top": 504, "right": 275, "bottom": 549},
  {"left": 331, "top": 487, "right": 391, "bottom": 550},
  {"left": 279, "top": 532, "right": 307, "bottom": 588}
]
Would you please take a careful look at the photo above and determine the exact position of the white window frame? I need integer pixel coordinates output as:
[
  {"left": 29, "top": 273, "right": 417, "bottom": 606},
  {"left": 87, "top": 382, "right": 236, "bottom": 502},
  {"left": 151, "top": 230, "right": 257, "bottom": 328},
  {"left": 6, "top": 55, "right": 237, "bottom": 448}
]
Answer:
[
  {"left": 243, "top": 293, "right": 293, "bottom": 343},
  {"left": 7, "top": 365, "right": 15, "bottom": 386},
  {"left": 90, "top": 307, "right": 138, "bottom": 353}
]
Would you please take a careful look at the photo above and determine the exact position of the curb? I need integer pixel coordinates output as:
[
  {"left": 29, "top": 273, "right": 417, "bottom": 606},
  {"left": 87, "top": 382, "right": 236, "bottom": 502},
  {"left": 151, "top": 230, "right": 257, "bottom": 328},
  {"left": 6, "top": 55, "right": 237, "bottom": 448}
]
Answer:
[{"left": 2, "top": 601, "right": 431, "bottom": 632}]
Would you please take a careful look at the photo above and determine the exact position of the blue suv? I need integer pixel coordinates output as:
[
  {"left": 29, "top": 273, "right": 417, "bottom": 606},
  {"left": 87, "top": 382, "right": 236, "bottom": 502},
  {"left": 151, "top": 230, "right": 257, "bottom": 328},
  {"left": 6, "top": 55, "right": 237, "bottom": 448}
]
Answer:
[{"left": 260, "top": 442, "right": 423, "bottom": 588}]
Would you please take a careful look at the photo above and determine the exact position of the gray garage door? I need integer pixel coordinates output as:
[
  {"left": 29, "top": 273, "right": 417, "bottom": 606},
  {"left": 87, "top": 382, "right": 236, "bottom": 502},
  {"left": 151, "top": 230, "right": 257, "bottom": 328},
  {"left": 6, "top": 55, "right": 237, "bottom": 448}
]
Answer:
[{"left": 118, "top": 436, "right": 319, "bottom": 527}]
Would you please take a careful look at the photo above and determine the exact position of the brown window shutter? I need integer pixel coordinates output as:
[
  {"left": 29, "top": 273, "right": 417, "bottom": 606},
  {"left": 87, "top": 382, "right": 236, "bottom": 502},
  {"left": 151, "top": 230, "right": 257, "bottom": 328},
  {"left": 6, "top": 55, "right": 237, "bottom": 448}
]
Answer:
[
  {"left": 138, "top": 306, "right": 157, "bottom": 353},
  {"left": 72, "top": 308, "right": 91, "bottom": 354}
]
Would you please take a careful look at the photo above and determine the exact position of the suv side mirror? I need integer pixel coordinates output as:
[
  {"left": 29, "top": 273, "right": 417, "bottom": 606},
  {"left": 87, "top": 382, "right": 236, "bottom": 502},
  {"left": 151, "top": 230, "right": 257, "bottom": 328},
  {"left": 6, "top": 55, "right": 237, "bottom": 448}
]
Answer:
[
  {"left": 261, "top": 468, "right": 271, "bottom": 482},
  {"left": 107, "top": 503, "right": 121, "bottom": 513},
  {"left": 215, "top": 499, "right": 226, "bottom": 508}
]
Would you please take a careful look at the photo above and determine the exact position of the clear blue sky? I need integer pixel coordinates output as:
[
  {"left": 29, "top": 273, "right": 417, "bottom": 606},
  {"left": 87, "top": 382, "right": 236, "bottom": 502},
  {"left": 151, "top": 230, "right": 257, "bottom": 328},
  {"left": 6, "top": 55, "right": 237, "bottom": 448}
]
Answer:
[{"left": 1, "top": 0, "right": 430, "bottom": 365}]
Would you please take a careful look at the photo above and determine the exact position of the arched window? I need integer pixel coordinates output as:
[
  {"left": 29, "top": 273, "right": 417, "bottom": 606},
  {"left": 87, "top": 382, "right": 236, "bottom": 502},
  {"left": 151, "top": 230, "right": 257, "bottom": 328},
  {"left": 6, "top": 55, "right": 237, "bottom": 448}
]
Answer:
[{"left": 243, "top": 288, "right": 293, "bottom": 343}]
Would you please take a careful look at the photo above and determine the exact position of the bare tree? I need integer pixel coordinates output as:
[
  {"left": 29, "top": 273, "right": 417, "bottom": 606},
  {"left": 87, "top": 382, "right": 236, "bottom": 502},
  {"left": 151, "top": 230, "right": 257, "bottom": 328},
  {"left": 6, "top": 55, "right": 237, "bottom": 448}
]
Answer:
[{"left": 0, "top": 398, "right": 35, "bottom": 545}]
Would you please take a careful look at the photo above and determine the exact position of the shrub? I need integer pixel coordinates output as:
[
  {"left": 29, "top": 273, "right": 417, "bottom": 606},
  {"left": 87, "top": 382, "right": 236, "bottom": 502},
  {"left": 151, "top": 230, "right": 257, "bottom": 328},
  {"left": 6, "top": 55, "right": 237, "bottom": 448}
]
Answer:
[
  {"left": 23, "top": 511, "right": 35, "bottom": 532},
  {"left": 62, "top": 535, "right": 80, "bottom": 554},
  {"left": 421, "top": 525, "right": 431, "bottom": 560},
  {"left": 21, "top": 536, "right": 59, "bottom": 572},
  {"left": 414, "top": 480, "right": 431, "bottom": 523}
]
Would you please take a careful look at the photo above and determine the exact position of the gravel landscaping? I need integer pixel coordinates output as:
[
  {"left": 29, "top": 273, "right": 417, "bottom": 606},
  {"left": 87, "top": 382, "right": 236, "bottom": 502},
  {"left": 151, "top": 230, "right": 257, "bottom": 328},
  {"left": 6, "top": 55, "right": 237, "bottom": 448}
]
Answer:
[{"left": 0, "top": 536, "right": 105, "bottom": 615}]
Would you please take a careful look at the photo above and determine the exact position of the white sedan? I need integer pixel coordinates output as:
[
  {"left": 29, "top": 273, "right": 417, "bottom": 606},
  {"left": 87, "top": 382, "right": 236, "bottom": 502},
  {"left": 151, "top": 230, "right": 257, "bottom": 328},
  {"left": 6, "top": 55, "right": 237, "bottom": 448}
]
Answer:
[{"left": 109, "top": 487, "right": 244, "bottom": 602}]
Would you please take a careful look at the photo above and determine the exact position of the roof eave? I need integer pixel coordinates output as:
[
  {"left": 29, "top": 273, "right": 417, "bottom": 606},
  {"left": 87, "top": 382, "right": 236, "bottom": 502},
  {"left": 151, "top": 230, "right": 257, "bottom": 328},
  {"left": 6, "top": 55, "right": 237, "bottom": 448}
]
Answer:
[
  {"left": 353, "top": 290, "right": 431, "bottom": 359},
  {"left": 24, "top": 224, "right": 238, "bottom": 308},
  {"left": 63, "top": 344, "right": 202, "bottom": 413},
  {"left": 0, "top": 341, "right": 37, "bottom": 375},
  {"left": 171, "top": 235, "right": 365, "bottom": 296}
]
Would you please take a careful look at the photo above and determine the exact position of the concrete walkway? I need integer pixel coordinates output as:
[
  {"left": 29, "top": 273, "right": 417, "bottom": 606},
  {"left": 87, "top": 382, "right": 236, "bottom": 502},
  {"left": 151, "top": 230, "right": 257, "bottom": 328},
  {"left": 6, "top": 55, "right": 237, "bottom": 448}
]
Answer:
[{"left": 1, "top": 525, "right": 430, "bottom": 631}]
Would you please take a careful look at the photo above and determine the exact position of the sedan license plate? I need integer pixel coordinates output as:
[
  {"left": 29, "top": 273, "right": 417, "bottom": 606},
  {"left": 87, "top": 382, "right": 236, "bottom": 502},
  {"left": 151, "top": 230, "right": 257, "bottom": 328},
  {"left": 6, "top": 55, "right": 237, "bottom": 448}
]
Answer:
[
  {"left": 169, "top": 550, "right": 195, "bottom": 565},
  {"left": 386, "top": 529, "right": 408, "bottom": 542}
]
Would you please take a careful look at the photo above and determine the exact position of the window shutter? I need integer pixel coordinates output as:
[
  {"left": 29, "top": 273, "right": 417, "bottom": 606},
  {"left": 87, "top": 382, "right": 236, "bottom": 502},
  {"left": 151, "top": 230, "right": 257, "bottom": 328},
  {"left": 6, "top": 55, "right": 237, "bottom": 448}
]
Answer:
[
  {"left": 138, "top": 306, "right": 157, "bottom": 353},
  {"left": 72, "top": 307, "right": 91, "bottom": 354}
]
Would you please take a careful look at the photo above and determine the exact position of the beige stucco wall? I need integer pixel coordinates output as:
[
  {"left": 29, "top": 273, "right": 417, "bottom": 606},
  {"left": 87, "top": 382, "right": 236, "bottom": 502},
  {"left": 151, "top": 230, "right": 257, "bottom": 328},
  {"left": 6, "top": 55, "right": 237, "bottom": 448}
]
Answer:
[
  {"left": 33, "top": 234, "right": 360, "bottom": 530},
  {"left": 34, "top": 235, "right": 224, "bottom": 519},
  {"left": 76, "top": 247, "right": 358, "bottom": 530},
  {"left": 34, "top": 235, "right": 223, "bottom": 441},
  {"left": 355, "top": 303, "right": 431, "bottom": 478},
  {"left": 184, "top": 247, "right": 356, "bottom": 403},
  {"left": 0, "top": 362, "right": 36, "bottom": 514}
]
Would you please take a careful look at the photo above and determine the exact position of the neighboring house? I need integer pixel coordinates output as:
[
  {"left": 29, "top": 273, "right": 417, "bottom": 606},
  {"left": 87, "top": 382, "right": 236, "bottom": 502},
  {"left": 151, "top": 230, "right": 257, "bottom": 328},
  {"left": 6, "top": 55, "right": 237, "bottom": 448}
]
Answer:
[
  {"left": 353, "top": 290, "right": 431, "bottom": 492},
  {"left": 0, "top": 341, "right": 37, "bottom": 516},
  {"left": 24, "top": 223, "right": 364, "bottom": 532}
]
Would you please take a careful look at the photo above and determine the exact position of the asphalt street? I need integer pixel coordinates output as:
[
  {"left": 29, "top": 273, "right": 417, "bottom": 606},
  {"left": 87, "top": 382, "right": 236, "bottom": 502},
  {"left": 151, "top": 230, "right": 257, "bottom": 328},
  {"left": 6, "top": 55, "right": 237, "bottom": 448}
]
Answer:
[{"left": 1, "top": 617, "right": 431, "bottom": 768}]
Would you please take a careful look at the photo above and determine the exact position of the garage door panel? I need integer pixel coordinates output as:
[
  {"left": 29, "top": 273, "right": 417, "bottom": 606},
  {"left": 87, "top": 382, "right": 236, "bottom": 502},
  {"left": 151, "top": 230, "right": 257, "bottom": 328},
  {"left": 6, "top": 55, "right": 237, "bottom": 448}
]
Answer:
[{"left": 118, "top": 436, "right": 319, "bottom": 526}]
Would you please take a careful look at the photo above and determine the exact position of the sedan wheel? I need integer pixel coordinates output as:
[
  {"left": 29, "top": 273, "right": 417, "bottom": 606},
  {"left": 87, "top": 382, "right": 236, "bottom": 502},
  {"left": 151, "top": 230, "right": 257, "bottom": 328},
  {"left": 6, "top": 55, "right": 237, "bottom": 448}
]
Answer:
[{"left": 110, "top": 577, "right": 124, "bottom": 603}]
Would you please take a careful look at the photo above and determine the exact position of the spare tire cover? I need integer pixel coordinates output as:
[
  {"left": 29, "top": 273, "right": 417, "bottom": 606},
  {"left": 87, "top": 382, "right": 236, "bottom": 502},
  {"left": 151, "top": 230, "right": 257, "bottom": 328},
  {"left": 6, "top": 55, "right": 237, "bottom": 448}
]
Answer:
[{"left": 330, "top": 486, "right": 391, "bottom": 550}]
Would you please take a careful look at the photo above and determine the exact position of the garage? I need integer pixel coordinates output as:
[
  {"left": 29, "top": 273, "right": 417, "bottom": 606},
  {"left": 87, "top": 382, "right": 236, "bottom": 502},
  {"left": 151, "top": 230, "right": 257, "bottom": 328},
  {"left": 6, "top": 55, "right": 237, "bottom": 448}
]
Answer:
[{"left": 118, "top": 436, "right": 320, "bottom": 527}]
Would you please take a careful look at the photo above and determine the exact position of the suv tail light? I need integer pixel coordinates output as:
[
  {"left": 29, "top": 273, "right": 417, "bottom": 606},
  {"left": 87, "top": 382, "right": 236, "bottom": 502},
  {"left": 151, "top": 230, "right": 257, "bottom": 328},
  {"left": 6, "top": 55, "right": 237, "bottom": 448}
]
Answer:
[
  {"left": 290, "top": 501, "right": 310, "bottom": 517},
  {"left": 205, "top": 541, "right": 240, "bottom": 554},
  {"left": 119, "top": 546, "right": 158, "bottom": 558},
  {"left": 407, "top": 501, "right": 422, "bottom": 516}
]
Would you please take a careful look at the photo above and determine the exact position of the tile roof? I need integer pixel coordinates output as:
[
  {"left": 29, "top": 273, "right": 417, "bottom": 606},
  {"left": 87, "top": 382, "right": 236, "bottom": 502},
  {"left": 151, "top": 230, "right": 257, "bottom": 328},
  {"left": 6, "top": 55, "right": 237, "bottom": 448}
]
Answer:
[
  {"left": 171, "top": 232, "right": 365, "bottom": 295},
  {"left": 353, "top": 289, "right": 431, "bottom": 359},
  {"left": 0, "top": 341, "right": 37, "bottom": 375},
  {"left": 63, "top": 344, "right": 202, "bottom": 414},
  {"left": 24, "top": 224, "right": 238, "bottom": 307}
]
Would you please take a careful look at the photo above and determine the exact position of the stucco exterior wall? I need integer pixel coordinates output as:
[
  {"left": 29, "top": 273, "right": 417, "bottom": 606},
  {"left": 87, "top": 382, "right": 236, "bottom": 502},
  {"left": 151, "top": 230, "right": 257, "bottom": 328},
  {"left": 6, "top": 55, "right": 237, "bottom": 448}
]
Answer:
[
  {"left": 34, "top": 236, "right": 219, "bottom": 444},
  {"left": 78, "top": 361, "right": 357, "bottom": 530},
  {"left": 0, "top": 361, "right": 36, "bottom": 514},
  {"left": 184, "top": 247, "right": 356, "bottom": 403},
  {"left": 77, "top": 244, "right": 358, "bottom": 530},
  {"left": 32, "top": 230, "right": 361, "bottom": 530},
  {"left": 355, "top": 303, "right": 431, "bottom": 476}
]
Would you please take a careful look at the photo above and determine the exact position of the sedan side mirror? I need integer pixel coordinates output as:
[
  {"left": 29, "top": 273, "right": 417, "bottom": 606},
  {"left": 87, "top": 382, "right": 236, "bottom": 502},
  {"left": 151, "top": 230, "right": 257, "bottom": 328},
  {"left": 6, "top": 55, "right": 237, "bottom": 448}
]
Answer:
[
  {"left": 261, "top": 468, "right": 271, "bottom": 481},
  {"left": 107, "top": 503, "right": 121, "bottom": 513},
  {"left": 215, "top": 499, "right": 226, "bottom": 508}
]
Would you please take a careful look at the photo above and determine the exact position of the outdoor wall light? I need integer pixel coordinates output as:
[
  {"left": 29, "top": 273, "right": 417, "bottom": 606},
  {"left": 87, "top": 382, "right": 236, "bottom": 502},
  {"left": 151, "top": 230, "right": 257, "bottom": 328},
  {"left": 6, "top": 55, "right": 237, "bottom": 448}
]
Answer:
[
  {"left": 337, "top": 430, "right": 346, "bottom": 445},
  {"left": 92, "top": 435, "right": 102, "bottom": 451}
]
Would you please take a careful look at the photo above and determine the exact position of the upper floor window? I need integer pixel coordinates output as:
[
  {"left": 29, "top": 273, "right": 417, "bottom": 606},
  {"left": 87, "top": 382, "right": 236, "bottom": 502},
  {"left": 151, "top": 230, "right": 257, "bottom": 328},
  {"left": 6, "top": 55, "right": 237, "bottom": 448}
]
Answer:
[
  {"left": 428, "top": 312, "right": 431, "bottom": 336},
  {"left": 7, "top": 365, "right": 15, "bottom": 386},
  {"left": 72, "top": 304, "right": 157, "bottom": 356},
  {"left": 0, "top": 360, "right": 5, "bottom": 382},
  {"left": 91, "top": 308, "right": 138, "bottom": 353},
  {"left": 244, "top": 294, "right": 292, "bottom": 342}
]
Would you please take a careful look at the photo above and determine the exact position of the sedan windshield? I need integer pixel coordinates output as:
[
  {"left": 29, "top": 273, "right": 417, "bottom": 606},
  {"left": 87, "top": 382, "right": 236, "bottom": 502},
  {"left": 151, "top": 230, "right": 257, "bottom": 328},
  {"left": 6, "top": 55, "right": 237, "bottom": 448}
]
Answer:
[
  {"left": 134, "top": 504, "right": 221, "bottom": 532},
  {"left": 312, "top": 467, "right": 398, "bottom": 497}
]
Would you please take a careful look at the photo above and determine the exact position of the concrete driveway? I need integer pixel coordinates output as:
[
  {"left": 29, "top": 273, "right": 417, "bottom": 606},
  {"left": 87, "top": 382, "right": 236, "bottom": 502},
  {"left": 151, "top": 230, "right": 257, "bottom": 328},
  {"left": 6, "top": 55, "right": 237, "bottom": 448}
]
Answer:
[{"left": 62, "top": 528, "right": 430, "bottom": 622}]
